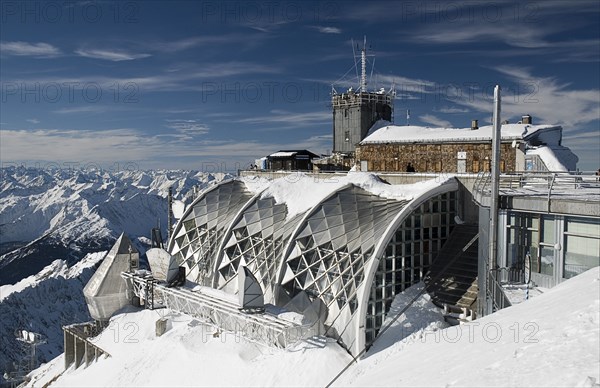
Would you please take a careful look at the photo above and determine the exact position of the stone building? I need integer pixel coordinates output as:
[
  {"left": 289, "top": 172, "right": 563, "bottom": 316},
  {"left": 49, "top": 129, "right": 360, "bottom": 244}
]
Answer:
[{"left": 355, "top": 118, "right": 578, "bottom": 173}]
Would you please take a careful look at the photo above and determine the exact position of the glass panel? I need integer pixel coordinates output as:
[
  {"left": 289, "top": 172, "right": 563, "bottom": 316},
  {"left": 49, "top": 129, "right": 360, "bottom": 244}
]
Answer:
[
  {"left": 539, "top": 247, "right": 554, "bottom": 276},
  {"left": 564, "top": 235, "right": 600, "bottom": 279},
  {"left": 567, "top": 217, "right": 600, "bottom": 237},
  {"left": 542, "top": 217, "right": 555, "bottom": 244}
]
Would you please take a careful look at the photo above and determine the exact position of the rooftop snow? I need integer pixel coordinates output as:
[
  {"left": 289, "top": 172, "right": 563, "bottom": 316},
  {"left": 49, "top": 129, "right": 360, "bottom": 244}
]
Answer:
[
  {"left": 361, "top": 123, "right": 560, "bottom": 144},
  {"left": 242, "top": 172, "right": 454, "bottom": 219},
  {"left": 269, "top": 151, "right": 297, "bottom": 158},
  {"left": 527, "top": 145, "right": 579, "bottom": 172}
]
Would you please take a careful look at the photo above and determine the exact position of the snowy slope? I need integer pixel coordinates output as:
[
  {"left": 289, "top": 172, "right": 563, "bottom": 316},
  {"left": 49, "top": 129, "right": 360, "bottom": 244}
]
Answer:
[
  {"left": 0, "top": 167, "right": 228, "bottom": 284},
  {"left": 0, "top": 252, "right": 105, "bottom": 380},
  {"left": 28, "top": 309, "right": 353, "bottom": 387},
  {"left": 26, "top": 267, "right": 599, "bottom": 388},
  {"left": 337, "top": 266, "right": 600, "bottom": 387}
]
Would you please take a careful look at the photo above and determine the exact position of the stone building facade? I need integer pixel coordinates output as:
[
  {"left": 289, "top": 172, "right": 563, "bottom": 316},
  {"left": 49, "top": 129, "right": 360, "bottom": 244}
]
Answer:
[{"left": 356, "top": 142, "right": 518, "bottom": 173}]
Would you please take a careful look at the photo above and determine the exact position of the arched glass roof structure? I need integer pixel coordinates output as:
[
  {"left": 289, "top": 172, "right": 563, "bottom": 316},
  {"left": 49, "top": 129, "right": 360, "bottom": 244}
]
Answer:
[{"left": 168, "top": 175, "right": 458, "bottom": 356}]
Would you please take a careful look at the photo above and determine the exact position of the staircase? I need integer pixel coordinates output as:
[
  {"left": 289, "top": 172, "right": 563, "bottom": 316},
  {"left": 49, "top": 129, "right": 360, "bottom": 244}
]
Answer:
[{"left": 425, "top": 224, "right": 479, "bottom": 322}]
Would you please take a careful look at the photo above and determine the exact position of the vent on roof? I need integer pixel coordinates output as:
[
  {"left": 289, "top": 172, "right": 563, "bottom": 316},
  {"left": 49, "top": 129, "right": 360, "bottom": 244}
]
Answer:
[
  {"left": 522, "top": 115, "right": 532, "bottom": 124},
  {"left": 471, "top": 119, "right": 479, "bottom": 130}
]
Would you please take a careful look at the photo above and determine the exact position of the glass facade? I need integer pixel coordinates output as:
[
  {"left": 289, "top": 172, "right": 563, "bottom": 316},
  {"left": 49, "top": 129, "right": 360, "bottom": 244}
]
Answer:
[
  {"left": 564, "top": 217, "right": 600, "bottom": 279},
  {"left": 505, "top": 212, "right": 599, "bottom": 282},
  {"left": 365, "top": 191, "right": 457, "bottom": 346}
]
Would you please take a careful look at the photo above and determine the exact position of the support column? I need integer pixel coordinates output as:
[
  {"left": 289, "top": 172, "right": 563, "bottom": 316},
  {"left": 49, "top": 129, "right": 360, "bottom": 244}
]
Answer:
[
  {"left": 74, "top": 337, "right": 85, "bottom": 369},
  {"left": 85, "top": 341, "right": 94, "bottom": 366},
  {"left": 63, "top": 329, "right": 75, "bottom": 369}
]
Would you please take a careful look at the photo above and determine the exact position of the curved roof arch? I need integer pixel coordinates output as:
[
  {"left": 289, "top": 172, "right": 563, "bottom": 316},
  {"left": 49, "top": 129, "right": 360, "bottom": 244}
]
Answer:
[
  {"left": 273, "top": 183, "right": 354, "bottom": 300},
  {"left": 167, "top": 174, "right": 460, "bottom": 358},
  {"left": 274, "top": 184, "right": 411, "bottom": 349},
  {"left": 353, "top": 178, "right": 459, "bottom": 356},
  {"left": 168, "top": 179, "right": 255, "bottom": 284}
]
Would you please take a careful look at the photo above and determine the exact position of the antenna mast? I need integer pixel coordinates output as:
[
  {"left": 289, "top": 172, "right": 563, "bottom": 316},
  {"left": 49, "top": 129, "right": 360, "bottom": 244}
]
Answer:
[{"left": 360, "top": 36, "right": 367, "bottom": 92}]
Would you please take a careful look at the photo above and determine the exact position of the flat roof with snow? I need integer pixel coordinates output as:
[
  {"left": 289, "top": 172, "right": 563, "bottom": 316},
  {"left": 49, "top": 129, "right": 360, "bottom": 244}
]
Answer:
[{"left": 360, "top": 123, "right": 561, "bottom": 144}]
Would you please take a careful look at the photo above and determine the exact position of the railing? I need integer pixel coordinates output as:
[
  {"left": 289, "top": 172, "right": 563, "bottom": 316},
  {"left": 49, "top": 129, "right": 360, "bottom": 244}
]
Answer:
[
  {"left": 473, "top": 171, "right": 600, "bottom": 205},
  {"left": 487, "top": 269, "right": 512, "bottom": 311},
  {"left": 494, "top": 266, "right": 525, "bottom": 284},
  {"left": 63, "top": 322, "right": 111, "bottom": 370},
  {"left": 122, "top": 272, "right": 319, "bottom": 349}
]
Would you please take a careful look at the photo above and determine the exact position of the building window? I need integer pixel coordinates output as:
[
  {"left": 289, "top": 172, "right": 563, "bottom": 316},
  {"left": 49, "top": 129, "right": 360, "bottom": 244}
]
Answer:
[
  {"left": 564, "top": 217, "right": 600, "bottom": 279},
  {"left": 506, "top": 213, "right": 555, "bottom": 276},
  {"left": 365, "top": 191, "right": 457, "bottom": 347}
]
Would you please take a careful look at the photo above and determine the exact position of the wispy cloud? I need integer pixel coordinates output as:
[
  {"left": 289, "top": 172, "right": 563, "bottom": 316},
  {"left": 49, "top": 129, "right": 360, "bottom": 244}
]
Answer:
[
  {"left": 412, "top": 23, "right": 560, "bottom": 49},
  {"left": 310, "top": 26, "right": 342, "bottom": 34},
  {"left": 26, "top": 119, "right": 40, "bottom": 124},
  {"left": 0, "top": 41, "right": 61, "bottom": 57},
  {"left": 151, "top": 34, "right": 268, "bottom": 52},
  {"left": 434, "top": 106, "right": 470, "bottom": 114},
  {"left": 449, "top": 66, "right": 600, "bottom": 127},
  {"left": 232, "top": 110, "right": 331, "bottom": 129},
  {"left": 419, "top": 114, "right": 453, "bottom": 127},
  {"left": 0, "top": 127, "right": 331, "bottom": 169},
  {"left": 5, "top": 61, "right": 281, "bottom": 93},
  {"left": 75, "top": 49, "right": 151, "bottom": 61},
  {"left": 165, "top": 119, "right": 210, "bottom": 138},
  {"left": 53, "top": 106, "right": 107, "bottom": 114}
]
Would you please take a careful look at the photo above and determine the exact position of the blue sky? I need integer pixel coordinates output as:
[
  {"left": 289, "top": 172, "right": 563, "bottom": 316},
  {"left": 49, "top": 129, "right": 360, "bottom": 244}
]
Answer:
[{"left": 1, "top": 0, "right": 599, "bottom": 172}]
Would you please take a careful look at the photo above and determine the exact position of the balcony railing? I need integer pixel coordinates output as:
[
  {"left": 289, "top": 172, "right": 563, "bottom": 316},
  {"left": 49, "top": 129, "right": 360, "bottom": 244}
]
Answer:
[{"left": 473, "top": 171, "right": 600, "bottom": 206}]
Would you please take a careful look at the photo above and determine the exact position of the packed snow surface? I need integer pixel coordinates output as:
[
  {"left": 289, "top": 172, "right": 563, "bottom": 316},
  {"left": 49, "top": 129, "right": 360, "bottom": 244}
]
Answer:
[
  {"left": 29, "top": 309, "right": 352, "bottom": 387},
  {"left": 337, "top": 266, "right": 600, "bottom": 387},
  {"left": 26, "top": 267, "right": 599, "bottom": 387},
  {"left": 242, "top": 172, "right": 453, "bottom": 219}
]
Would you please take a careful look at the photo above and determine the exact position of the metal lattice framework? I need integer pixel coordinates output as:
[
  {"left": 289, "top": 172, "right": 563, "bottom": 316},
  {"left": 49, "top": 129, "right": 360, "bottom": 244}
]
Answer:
[
  {"left": 215, "top": 196, "right": 306, "bottom": 301},
  {"left": 169, "top": 180, "right": 254, "bottom": 285},
  {"left": 167, "top": 177, "right": 459, "bottom": 356},
  {"left": 277, "top": 186, "right": 409, "bottom": 347}
]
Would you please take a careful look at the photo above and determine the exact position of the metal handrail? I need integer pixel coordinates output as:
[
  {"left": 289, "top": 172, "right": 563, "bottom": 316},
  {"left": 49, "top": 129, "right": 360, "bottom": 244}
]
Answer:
[
  {"left": 473, "top": 171, "right": 600, "bottom": 201},
  {"left": 487, "top": 269, "right": 512, "bottom": 311},
  {"left": 122, "top": 272, "right": 318, "bottom": 348}
]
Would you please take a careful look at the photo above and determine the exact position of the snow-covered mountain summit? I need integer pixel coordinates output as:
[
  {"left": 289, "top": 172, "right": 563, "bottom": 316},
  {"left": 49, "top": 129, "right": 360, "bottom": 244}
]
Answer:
[{"left": 0, "top": 167, "right": 229, "bottom": 285}]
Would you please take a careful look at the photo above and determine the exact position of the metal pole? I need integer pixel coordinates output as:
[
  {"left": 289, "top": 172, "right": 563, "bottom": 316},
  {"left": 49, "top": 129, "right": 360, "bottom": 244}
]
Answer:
[
  {"left": 489, "top": 85, "right": 502, "bottom": 275},
  {"left": 167, "top": 186, "right": 173, "bottom": 241}
]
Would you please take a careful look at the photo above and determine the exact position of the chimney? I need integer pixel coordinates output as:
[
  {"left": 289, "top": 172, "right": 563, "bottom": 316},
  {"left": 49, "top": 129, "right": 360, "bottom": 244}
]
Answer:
[
  {"left": 471, "top": 119, "right": 479, "bottom": 130},
  {"left": 522, "top": 115, "right": 532, "bottom": 124}
]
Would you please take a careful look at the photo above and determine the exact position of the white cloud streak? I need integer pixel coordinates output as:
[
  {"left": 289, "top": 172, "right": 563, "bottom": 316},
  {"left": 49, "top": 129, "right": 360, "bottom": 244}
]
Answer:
[
  {"left": 1, "top": 41, "right": 61, "bottom": 57},
  {"left": 0, "top": 127, "right": 331, "bottom": 169},
  {"left": 311, "top": 26, "right": 342, "bottom": 34},
  {"left": 232, "top": 110, "right": 331, "bottom": 129},
  {"left": 449, "top": 66, "right": 600, "bottom": 127},
  {"left": 419, "top": 114, "right": 453, "bottom": 127},
  {"left": 75, "top": 49, "right": 151, "bottom": 61},
  {"left": 165, "top": 119, "right": 210, "bottom": 138}
]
